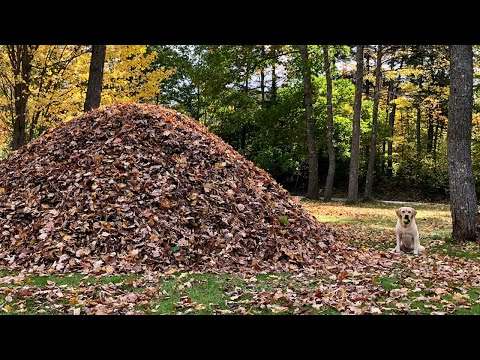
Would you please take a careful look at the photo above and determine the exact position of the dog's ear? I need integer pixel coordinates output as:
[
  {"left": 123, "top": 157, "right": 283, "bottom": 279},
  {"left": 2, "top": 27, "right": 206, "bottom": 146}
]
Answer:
[
  {"left": 396, "top": 208, "right": 401, "bottom": 218},
  {"left": 412, "top": 208, "right": 417, "bottom": 218}
]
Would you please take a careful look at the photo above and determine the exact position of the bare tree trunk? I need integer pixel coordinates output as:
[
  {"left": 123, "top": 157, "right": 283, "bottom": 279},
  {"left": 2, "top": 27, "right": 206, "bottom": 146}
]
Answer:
[
  {"left": 437, "top": 122, "right": 445, "bottom": 155},
  {"left": 28, "top": 111, "right": 41, "bottom": 142},
  {"left": 196, "top": 88, "right": 201, "bottom": 120},
  {"left": 416, "top": 106, "right": 422, "bottom": 160},
  {"left": 270, "top": 46, "right": 277, "bottom": 105},
  {"left": 347, "top": 45, "right": 364, "bottom": 203},
  {"left": 447, "top": 45, "right": 477, "bottom": 242},
  {"left": 240, "top": 60, "right": 250, "bottom": 154},
  {"left": 382, "top": 77, "right": 391, "bottom": 176},
  {"left": 323, "top": 45, "right": 336, "bottom": 201},
  {"left": 387, "top": 58, "right": 403, "bottom": 178},
  {"left": 12, "top": 81, "right": 28, "bottom": 150},
  {"left": 84, "top": 45, "right": 107, "bottom": 112},
  {"left": 299, "top": 45, "right": 319, "bottom": 199},
  {"left": 382, "top": 76, "right": 393, "bottom": 174},
  {"left": 427, "top": 118, "right": 434, "bottom": 154},
  {"left": 260, "top": 45, "right": 265, "bottom": 105},
  {"left": 416, "top": 74, "right": 423, "bottom": 160},
  {"left": 433, "top": 120, "right": 439, "bottom": 162},
  {"left": 364, "top": 45, "right": 383, "bottom": 200},
  {"left": 7, "top": 45, "right": 37, "bottom": 150},
  {"left": 240, "top": 125, "right": 247, "bottom": 153},
  {"left": 381, "top": 140, "right": 386, "bottom": 174},
  {"left": 365, "top": 50, "right": 370, "bottom": 99},
  {"left": 387, "top": 82, "right": 396, "bottom": 178}
]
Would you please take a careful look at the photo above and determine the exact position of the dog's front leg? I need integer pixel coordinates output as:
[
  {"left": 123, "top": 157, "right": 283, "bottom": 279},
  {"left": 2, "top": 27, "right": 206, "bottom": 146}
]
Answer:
[
  {"left": 413, "top": 232, "right": 420, "bottom": 255},
  {"left": 394, "top": 232, "right": 401, "bottom": 253}
]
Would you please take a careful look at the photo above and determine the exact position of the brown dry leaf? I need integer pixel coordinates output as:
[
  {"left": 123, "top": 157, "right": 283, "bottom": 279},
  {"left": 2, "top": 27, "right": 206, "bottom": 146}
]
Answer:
[
  {"left": 337, "top": 271, "right": 348, "bottom": 281},
  {"left": 452, "top": 293, "right": 469, "bottom": 304},
  {"left": 17, "top": 288, "right": 33, "bottom": 297}
]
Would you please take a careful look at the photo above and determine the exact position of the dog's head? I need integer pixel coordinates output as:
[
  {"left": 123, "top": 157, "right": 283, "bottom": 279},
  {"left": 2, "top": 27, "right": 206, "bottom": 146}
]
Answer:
[{"left": 396, "top": 206, "right": 417, "bottom": 227}]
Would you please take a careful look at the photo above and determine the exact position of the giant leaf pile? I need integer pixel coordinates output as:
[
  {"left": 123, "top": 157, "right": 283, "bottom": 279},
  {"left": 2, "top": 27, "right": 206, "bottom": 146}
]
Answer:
[{"left": 0, "top": 103, "right": 334, "bottom": 274}]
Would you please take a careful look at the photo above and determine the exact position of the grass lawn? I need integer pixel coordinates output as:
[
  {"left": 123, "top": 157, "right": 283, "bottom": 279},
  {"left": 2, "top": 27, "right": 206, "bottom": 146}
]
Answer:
[{"left": 2, "top": 199, "right": 480, "bottom": 315}]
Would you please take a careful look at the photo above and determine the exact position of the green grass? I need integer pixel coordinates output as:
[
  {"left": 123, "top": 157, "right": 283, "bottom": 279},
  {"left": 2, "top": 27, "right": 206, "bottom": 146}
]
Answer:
[
  {"left": 2, "top": 267, "right": 480, "bottom": 315},
  {"left": 0, "top": 270, "right": 342, "bottom": 315},
  {"left": 149, "top": 274, "right": 233, "bottom": 314},
  {"left": 375, "top": 276, "right": 400, "bottom": 291},
  {"left": 315, "top": 215, "right": 353, "bottom": 224}
]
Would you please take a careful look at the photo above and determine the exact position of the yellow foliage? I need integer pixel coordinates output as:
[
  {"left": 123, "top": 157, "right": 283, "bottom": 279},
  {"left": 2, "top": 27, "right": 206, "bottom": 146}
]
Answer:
[
  {"left": 0, "top": 45, "right": 173, "bottom": 149},
  {"left": 102, "top": 45, "right": 174, "bottom": 104},
  {"left": 29, "top": 45, "right": 91, "bottom": 126},
  {"left": 363, "top": 73, "right": 375, "bottom": 83},
  {"left": 392, "top": 96, "right": 413, "bottom": 109},
  {"left": 400, "top": 81, "right": 418, "bottom": 95}
]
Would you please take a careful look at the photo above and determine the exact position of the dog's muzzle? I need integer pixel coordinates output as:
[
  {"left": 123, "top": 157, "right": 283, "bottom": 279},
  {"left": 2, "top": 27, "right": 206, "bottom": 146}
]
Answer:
[{"left": 403, "top": 215, "right": 410, "bottom": 225}]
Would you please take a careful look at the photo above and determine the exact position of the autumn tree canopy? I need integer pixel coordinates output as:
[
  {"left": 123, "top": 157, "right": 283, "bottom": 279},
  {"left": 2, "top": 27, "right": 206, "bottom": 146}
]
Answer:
[{"left": 0, "top": 45, "right": 173, "bottom": 154}]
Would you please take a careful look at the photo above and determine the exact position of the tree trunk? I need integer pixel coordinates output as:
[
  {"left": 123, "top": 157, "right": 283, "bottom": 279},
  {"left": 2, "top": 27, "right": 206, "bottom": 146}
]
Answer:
[
  {"left": 416, "top": 73, "right": 423, "bottom": 160},
  {"left": 364, "top": 45, "right": 383, "bottom": 200},
  {"left": 299, "top": 45, "right": 319, "bottom": 199},
  {"left": 7, "top": 45, "right": 37, "bottom": 151},
  {"left": 382, "top": 77, "right": 391, "bottom": 176},
  {"left": 416, "top": 105, "right": 421, "bottom": 160},
  {"left": 433, "top": 120, "right": 439, "bottom": 162},
  {"left": 323, "top": 45, "right": 336, "bottom": 201},
  {"left": 240, "top": 60, "right": 250, "bottom": 154},
  {"left": 447, "top": 45, "right": 477, "bottom": 242},
  {"left": 84, "top": 45, "right": 107, "bottom": 112},
  {"left": 12, "top": 82, "right": 28, "bottom": 150},
  {"left": 28, "top": 111, "right": 41, "bottom": 142},
  {"left": 427, "top": 119, "right": 434, "bottom": 154},
  {"left": 240, "top": 125, "right": 247, "bottom": 153},
  {"left": 387, "top": 58, "right": 403, "bottom": 177},
  {"left": 438, "top": 122, "right": 445, "bottom": 152},
  {"left": 270, "top": 46, "right": 277, "bottom": 105},
  {"left": 347, "top": 45, "right": 364, "bottom": 203},
  {"left": 387, "top": 82, "right": 396, "bottom": 178},
  {"left": 196, "top": 88, "right": 201, "bottom": 120},
  {"left": 365, "top": 50, "right": 370, "bottom": 99},
  {"left": 260, "top": 45, "right": 265, "bottom": 105},
  {"left": 381, "top": 140, "right": 386, "bottom": 174}
]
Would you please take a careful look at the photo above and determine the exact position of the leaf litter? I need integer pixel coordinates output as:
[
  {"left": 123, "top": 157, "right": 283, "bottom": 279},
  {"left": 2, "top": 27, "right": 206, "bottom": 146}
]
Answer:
[
  {"left": 0, "top": 103, "right": 333, "bottom": 274},
  {"left": 1, "top": 103, "right": 479, "bottom": 314}
]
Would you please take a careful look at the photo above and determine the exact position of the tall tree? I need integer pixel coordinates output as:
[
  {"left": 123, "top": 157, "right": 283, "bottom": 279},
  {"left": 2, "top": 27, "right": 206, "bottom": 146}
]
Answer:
[
  {"left": 364, "top": 45, "right": 383, "bottom": 199},
  {"left": 7, "top": 45, "right": 38, "bottom": 150},
  {"left": 299, "top": 45, "right": 319, "bottom": 199},
  {"left": 270, "top": 45, "right": 278, "bottom": 105},
  {"left": 347, "top": 45, "right": 364, "bottom": 203},
  {"left": 323, "top": 45, "right": 336, "bottom": 201},
  {"left": 447, "top": 45, "right": 477, "bottom": 241},
  {"left": 84, "top": 45, "right": 107, "bottom": 112},
  {"left": 260, "top": 45, "right": 266, "bottom": 105},
  {"left": 386, "top": 83, "right": 397, "bottom": 178},
  {"left": 416, "top": 67, "right": 423, "bottom": 160},
  {"left": 386, "top": 56, "right": 399, "bottom": 178}
]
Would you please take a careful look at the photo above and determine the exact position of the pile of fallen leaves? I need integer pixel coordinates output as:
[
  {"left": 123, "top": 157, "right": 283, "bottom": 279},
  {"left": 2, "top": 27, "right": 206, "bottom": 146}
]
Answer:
[{"left": 0, "top": 103, "right": 334, "bottom": 275}]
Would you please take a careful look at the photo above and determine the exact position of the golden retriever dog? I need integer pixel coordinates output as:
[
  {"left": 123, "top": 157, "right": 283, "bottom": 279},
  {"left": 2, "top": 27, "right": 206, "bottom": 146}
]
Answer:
[{"left": 394, "top": 206, "right": 425, "bottom": 255}]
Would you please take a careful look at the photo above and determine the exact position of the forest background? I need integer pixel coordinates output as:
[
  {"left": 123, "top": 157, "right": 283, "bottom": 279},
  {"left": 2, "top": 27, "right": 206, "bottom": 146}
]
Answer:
[{"left": 1, "top": 45, "right": 478, "bottom": 202}]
